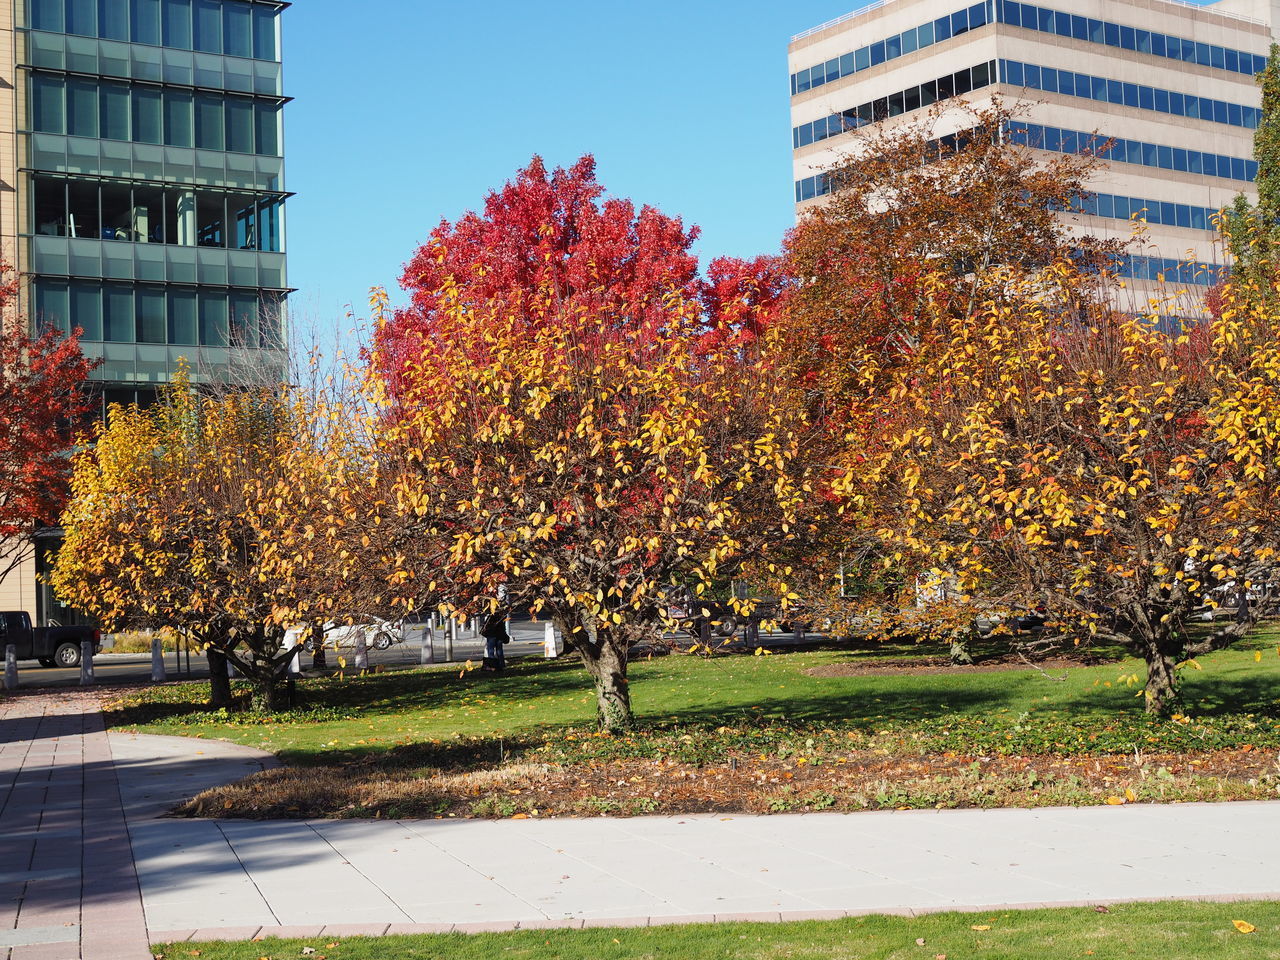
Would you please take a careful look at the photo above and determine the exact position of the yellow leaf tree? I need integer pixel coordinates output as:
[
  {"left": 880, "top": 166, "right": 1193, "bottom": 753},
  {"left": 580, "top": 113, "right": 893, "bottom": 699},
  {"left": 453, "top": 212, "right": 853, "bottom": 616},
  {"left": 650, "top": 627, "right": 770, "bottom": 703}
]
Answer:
[
  {"left": 852, "top": 267, "right": 1280, "bottom": 714},
  {"left": 51, "top": 372, "right": 375, "bottom": 710}
]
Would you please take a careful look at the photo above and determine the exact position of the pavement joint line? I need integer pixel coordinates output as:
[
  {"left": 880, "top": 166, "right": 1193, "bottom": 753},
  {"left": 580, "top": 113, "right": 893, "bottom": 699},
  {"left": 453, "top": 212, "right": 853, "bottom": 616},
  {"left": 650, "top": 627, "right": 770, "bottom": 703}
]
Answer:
[
  {"left": 0, "top": 927, "right": 80, "bottom": 948},
  {"left": 210, "top": 820, "right": 282, "bottom": 926},
  {"left": 300, "top": 821, "right": 413, "bottom": 924},
  {"left": 396, "top": 819, "right": 555, "bottom": 922}
]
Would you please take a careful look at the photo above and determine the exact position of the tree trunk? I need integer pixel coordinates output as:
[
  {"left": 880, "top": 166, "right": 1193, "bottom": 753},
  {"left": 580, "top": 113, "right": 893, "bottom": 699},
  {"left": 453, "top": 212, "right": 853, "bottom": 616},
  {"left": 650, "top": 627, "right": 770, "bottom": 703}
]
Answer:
[
  {"left": 949, "top": 632, "right": 975, "bottom": 666},
  {"left": 249, "top": 672, "right": 286, "bottom": 712},
  {"left": 565, "top": 618, "right": 634, "bottom": 732},
  {"left": 206, "top": 647, "right": 233, "bottom": 710},
  {"left": 1141, "top": 636, "right": 1180, "bottom": 717}
]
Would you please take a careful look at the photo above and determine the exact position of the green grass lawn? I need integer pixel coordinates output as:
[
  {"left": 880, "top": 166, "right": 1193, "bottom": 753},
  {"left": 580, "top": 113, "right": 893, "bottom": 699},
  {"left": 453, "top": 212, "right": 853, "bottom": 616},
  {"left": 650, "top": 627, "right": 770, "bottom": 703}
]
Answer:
[
  {"left": 154, "top": 900, "right": 1280, "bottom": 960},
  {"left": 105, "top": 633, "right": 1280, "bottom": 765}
]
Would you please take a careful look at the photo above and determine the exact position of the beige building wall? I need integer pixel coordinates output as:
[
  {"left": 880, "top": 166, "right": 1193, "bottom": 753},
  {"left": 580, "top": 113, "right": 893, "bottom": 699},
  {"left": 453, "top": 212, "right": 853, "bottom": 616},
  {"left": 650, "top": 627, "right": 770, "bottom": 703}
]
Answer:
[
  {"left": 0, "top": 550, "right": 36, "bottom": 616},
  {"left": 789, "top": 0, "right": 1276, "bottom": 291}
]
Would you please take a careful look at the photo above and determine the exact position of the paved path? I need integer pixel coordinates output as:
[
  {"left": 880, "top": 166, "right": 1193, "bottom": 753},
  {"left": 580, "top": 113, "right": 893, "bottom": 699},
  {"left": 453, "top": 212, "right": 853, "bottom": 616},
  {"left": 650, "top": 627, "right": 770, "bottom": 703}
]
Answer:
[{"left": 3, "top": 688, "right": 1280, "bottom": 955}]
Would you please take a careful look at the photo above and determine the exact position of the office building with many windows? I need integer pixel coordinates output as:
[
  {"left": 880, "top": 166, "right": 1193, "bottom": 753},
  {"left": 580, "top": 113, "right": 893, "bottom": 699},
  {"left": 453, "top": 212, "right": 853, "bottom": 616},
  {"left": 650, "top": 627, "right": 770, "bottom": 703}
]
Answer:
[
  {"left": 0, "top": 0, "right": 291, "bottom": 623},
  {"left": 789, "top": 0, "right": 1277, "bottom": 287}
]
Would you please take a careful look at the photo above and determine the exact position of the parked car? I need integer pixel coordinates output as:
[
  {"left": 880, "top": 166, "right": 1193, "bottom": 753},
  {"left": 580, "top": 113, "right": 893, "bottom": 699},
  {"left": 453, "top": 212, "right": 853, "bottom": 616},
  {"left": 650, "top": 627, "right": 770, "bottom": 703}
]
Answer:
[
  {"left": 283, "top": 618, "right": 402, "bottom": 653},
  {"left": 0, "top": 611, "right": 102, "bottom": 667}
]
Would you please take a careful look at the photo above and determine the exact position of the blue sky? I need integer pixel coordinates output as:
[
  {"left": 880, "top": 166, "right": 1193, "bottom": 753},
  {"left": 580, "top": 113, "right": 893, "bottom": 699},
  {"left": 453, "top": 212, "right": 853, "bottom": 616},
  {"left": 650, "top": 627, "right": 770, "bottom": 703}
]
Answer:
[{"left": 281, "top": 0, "right": 849, "bottom": 328}]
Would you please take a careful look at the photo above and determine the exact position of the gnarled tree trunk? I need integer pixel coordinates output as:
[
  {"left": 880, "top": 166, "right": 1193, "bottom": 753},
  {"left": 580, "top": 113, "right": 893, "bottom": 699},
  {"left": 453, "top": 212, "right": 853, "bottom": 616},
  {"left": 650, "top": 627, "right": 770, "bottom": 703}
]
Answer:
[{"left": 561, "top": 616, "right": 633, "bottom": 732}]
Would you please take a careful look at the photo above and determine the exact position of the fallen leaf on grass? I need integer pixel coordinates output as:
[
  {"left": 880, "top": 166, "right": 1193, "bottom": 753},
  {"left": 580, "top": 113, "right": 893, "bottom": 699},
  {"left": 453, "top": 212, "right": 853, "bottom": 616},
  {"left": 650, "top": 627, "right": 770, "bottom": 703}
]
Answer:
[
  {"left": 1094, "top": 905, "right": 1109, "bottom": 914},
  {"left": 1124, "top": 788, "right": 1137, "bottom": 802},
  {"left": 1232, "top": 920, "right": 1257, "bottom": 934},
  {"left": 971, "top": 924, "right": 991, "bottom": 931},
  {"left": 302, "top": 949, "right": 316, "bottom": 956},
  {"left": 916, "top": 937, "right": 927, "bottom": 945},
  {"left": 1104, "top": 796, "right": 1125, "bottom": 805},
  {"left": 935, "top": 954, "right": 947, "bottom": 959}
]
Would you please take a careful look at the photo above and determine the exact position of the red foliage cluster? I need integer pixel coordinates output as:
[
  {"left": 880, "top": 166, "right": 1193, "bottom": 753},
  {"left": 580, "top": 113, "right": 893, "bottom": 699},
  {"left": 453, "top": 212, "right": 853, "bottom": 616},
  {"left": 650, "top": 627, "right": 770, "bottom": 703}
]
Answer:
[
  {"left": 0, "top": 274, "right": 95, "bottom": 564},
  {"left": 372, "top": 155, "right": 791, "bottom": 396}
]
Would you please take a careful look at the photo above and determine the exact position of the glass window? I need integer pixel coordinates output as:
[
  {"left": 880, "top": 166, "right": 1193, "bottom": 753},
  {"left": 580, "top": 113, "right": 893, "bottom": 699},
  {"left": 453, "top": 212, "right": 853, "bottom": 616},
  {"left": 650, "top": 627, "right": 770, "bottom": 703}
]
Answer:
[
  {"left": 1157, "top": 145, "right": 1172, "bottom": 169},
  {"left": 1172, "top": 149, "right": 1188, "bottom": 173},
  {"left": 168, "top": 289, "right": 196, "bottom": 343},
  {"left": 1211, "top": 45, "right": 1226, "bottom": 70},
  {"left": 795, "top": 69, "right": 809, "bottom": 94},
  {"left": 1180, "top": 39, "right": 1195, "bottom": 62},
  {"left": 1142, "top": 142, "right": 1156, "bottom": 166},
  {"left": 1104, "top": 21, "right": 1119, "bottom": 46},
  {"left": 103, "top": 285, "right": 134, "bottom": 342},
  {"left": 1122, "top": 83, "right": 1138, "bottom": 108},
  {"left": 193, "top": 0, "right": 221, "bottom": 52},
  {"left": 954, "top": 68, "right": 972, "bottom": 95},
  {"left": 1214, "top": 100, "right": 1228, "bottom": 124},
  {"left": 1025, "top": 63, "right": 1041, "bottom": 88},
  {"left": 1195, "top": 42, "right": 1210, "bottom": 66},
  {"left": 1191, "top": 208, "right": 1206, "bottom": 230},
  {"left": 67, "top": 180, "right": 99, "bottom": 239},
  {"left": 31, "top": 0, "right": 64, "bottom": 32},
  {"left": 35, "top": 280, "right": 70, "bottom": 335},
  {"left": 1002, "top": 1, "right": 1021, "bottom": 28},
  {"left": 223, "top": 1, "right": 252, "bottom": 58},
  {"left": 67, "top": 78, "right": 98, "bottom": 138},
  {"left": 870, "top": 40, "right": 884, "bottom": 66},
  {"left": 901, "top": 30, "right": 917, "bottom": 55},
  {"left": 196, "top": 191, "right": 223, "bottom": 246},
  {"left": 1155, "top": 88, "right": 1169, "bottom": 113},
  {"left": 917, "top": 20, "right": 934, "bottom": 46},
  {"left": 198, "top": 290, "right": 227, "bottom": 346},
  {"left": 935, "top": 15, "right": 951, "bottom": 41},
  {"left": 1229, "top": 102, "right": 1243, "bottom": 126},
  {"left": 134, "top": 184, "right": 164, "bottom": 242},
  {"left": 919, "top": 79, "right": 937, "bottom": 105},
  {"left": 224, "top": 96, "right": 253, "bottom": 152},
  {"left": 258, "top": 296, "right": 281, "bottom": 348},
  {"left": 230, "top": 291, "right": 257, "bottom": 346},
  {"left": 904, "top": 84, "right": 921, "bottom": 112},
  {"left": 66, "top": 0, "right": 96, "bottom": 36},
  {"left": 885, "top": 35, "right": 900, "bottom": 60},
  {"left": 1005, "top": 59, "right": 1024, "bottom": 85},
  {"left": 796, "top": 124, "right": 811, "bottom": 147},
  {"left": 1139, "top": 86, "right": 1154, "bottom": 110},
  {"left": 1106, "top": 79, "right": 1122, "bottom": 104},
  {"left": 132, "top": 87, "right": 162, "bottom": 143},
  {"left": 131, "top": 0, "right": 161, "bottom": 44},
  {"left": 1135, "top": 29, "right": 1150, "bottom": 54},
  {"left": 953, "top": 10, "right": 969, "bottom": 35},
  {"left": 71, "top": 282, "right": 103, "bottom": 340},
  {"left": 33, "top": 176, "right": 65, "bottom": 236},
  {"left": 136, "top": 287, "right": 166, "bottom": 343},
  {"left": 1150, "top": 32, "right": 1166, "bottom": 58},
  {"left": 887, "top": 91, "right": 904, "bottom": 116},
  {"left": 973, "top": 60, "right": 990, "bottom": 87},
  {"left": 32, "top": 74, "right": 66, "bottom": 133},
  {"left": 99, "top": 0, "right": 129, "bottom": 39},
  {"left": 163, "top": 0, "right": 192, "bottom": 49},
  {"left": 101, "top": 182, "right": 132, "bottom": 240},
  {"left": 99, "top": 81, "right": 130, "bottom": 141},
  {"left": 1054, "top": 11, "right": 1069, "bottom": 36},
  {"left": 840, "top": 52, "right": 855, "bottom": 74},
  {"left": 163, "top": 89, "right": 192, "bottom": 146},
  {"left": 854, "top": 46, "right": 869, "bottom": 71},
  {"left": 1090, "top": 76, "right": 1106, "bottom": 101},
  {"left": 252, "top": 5, "right": 277, "bottom": 60},
  {"left": 1088, "top": 18, "right": 1102, "bottom": 43},
  {"left": 1071, "top": 14, "right": 1087, "bottom": 40},
  {"left": 1232, "top": 156, "right": 1247, "bottom": 180},
  {"left": 1036, "top": 7, "right": 1051, "bottom": 32},
  {"left": 823, "top": 57, "right": 838, "bottom": 82},
  {"left": 968, "top": 2, "right": 985, "bottom": 27},
  {"left": 1120, "top": 25, "right": 1135, "bottom": 50},
  {"left": 1039, "top": 65, "right": 1056, "bottom": 93}
]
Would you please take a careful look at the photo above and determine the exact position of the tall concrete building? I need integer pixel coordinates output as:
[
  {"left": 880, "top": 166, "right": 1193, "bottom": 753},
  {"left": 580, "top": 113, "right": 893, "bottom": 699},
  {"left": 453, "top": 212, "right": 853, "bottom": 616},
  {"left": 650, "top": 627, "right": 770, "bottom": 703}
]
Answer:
[
  {"left": 0, "top": 0, "right": 290, "bottom": 624},
  {"left": 789, "top": 0, "right": 1278, "bottom": 287}
]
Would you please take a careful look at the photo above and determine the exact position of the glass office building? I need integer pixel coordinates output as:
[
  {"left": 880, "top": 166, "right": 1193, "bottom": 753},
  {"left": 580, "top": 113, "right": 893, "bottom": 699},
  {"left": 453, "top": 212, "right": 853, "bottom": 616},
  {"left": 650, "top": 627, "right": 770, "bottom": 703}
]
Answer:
[
  {"left": 0, "top": 0, "right": 291, "bottom": 621},
  {"left": 789, "top": 0, "right": 1275, "bottom": 286}
]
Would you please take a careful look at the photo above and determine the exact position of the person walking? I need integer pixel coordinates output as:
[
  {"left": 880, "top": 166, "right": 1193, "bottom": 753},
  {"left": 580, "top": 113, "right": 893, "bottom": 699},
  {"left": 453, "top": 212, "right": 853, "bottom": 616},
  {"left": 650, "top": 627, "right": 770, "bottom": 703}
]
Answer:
[{"left": 481, "top": 612, "right": 509, "bottom": 671}]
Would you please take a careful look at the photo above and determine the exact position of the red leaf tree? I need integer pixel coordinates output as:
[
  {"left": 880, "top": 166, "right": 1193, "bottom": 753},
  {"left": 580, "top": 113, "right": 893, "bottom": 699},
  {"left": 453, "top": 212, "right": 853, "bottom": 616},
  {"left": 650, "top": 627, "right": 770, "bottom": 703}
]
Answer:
[{"left": 0, "top": 273, "right": 95, "bottom": 585}]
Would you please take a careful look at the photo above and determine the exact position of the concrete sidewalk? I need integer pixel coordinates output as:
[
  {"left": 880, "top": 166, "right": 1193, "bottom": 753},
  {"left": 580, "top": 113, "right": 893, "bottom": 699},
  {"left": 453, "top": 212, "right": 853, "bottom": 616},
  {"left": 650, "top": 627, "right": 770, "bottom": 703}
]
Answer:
[{"left": 3, "top": 687, "right": 1279, "bottom": 956}]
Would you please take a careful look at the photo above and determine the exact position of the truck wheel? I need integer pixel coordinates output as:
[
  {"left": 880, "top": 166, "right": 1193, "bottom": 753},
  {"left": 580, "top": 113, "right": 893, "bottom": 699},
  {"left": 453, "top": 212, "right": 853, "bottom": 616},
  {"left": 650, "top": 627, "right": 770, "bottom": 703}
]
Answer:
[
  {"left": 38, "top": 657, "right": 55, "bottom": 668},
  {"left": 54, "top": 643, "right": 82, "bottom": 668}
]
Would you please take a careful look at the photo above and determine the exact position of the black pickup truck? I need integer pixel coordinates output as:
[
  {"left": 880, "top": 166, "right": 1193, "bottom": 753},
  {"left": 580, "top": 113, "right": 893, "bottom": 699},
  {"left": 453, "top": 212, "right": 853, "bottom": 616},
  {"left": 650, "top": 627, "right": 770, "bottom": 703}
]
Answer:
[{"left": 0, "top": 612, "right": 102, "bottom": 668}]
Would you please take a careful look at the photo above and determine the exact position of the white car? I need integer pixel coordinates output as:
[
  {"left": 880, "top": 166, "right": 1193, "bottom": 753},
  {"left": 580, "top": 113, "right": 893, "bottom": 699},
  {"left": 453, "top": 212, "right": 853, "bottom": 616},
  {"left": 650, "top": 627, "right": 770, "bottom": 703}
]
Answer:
[{"left": 283, "top": 618, "right": 402, "bottom": 652}]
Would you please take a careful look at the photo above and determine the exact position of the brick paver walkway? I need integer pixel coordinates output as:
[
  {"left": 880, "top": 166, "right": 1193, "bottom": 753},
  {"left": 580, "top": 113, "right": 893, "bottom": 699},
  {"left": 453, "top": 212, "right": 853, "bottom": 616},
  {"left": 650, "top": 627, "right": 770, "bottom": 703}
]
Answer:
[{"left": 0, "top": 689, "right": 149, "bottom": 960}]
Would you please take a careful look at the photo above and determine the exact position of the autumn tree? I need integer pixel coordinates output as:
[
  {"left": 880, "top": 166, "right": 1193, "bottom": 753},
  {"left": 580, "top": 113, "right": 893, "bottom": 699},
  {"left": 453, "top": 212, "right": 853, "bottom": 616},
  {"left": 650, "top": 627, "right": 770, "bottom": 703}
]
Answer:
[
  {"left": 850, "top": 264, "right": 1280, "bottom": 714},
  {"left": 52, "top": 372, "right": 380, "bottom": 710},
  {"left": 0, "top": 277, "right": 94, "bottom": 583},
  {"left": 369, "top": 157, "right": 811, "bottom": 731}
]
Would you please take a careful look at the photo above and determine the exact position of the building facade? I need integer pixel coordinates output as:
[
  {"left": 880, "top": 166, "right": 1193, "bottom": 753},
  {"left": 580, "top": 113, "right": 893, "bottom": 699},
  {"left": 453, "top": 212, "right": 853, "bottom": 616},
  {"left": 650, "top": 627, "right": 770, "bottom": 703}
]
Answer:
[
  {"left": 0, "top": 0, "right": 290, "bottom": 623},
  {"left": 789, "top": 0, "right": 1279, "bottom": 287}
]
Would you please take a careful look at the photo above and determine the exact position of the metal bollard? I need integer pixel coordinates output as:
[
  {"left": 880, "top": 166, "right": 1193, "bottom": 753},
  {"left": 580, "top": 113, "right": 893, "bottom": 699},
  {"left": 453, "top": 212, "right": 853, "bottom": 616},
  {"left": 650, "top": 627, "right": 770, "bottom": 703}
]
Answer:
[
  {"left": 354, "top": 630, "right": 369, "bottom": 671},
  {"left": 4, "top": 644, "right": 16, "bottom": 691},
  {"left": 79, "top": 641, "right": 94, "bottom": 686},
  {"left": 420, "top": 625, "right": 435, "bottom": 665},
  {"left": 289, "top": 647, "right": 302, "bottom": 675},
  {"left": 445, "top": 618, "right": 456, "bottom": 662},
  {"left": 150, "top": 634, "right": 167, "bottom": 682}
]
